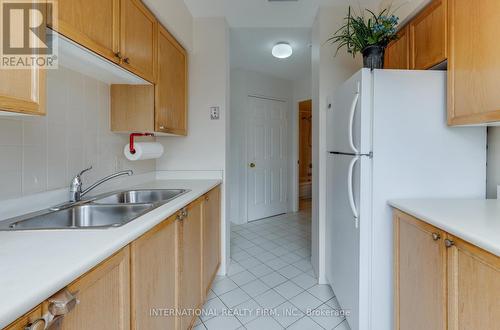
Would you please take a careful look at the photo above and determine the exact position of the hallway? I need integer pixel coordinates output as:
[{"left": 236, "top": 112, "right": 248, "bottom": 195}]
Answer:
[{"left": 197, "top": 210, "right": 350, "bottom": 329}]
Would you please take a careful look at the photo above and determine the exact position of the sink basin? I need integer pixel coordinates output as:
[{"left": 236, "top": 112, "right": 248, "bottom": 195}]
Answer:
[
  {"left": 4, "top": 204, "right": 154, "bottom": 230},
  {"left": 93, "top": 189, "right": 188, "bottom": 205}
]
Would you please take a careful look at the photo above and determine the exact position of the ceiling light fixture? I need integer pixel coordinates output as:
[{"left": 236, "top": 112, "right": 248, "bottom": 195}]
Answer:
[{"left": 272, "top": 42, "right": 293, "bottom": 59}]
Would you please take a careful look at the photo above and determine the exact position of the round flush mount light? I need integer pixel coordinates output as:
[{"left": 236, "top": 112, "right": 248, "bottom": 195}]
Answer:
[{"left": 272, "top": 42, "right": 293, "bottom": 59}]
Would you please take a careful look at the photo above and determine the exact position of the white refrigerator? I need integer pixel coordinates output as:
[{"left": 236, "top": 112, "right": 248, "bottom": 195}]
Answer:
[{"left": 325, "top": 69, "right": 486, "bottom": 330}]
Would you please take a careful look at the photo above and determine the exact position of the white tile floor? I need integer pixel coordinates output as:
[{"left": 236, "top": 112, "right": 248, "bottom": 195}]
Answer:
[{"left": 196, "top": 210, "right": 351, "bottom": 330}]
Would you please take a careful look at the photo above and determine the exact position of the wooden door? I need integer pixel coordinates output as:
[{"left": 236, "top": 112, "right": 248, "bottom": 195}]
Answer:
[
  {"left": 155, "top": 24, "right": 188, "bottom": 135},
  {"left": 120, "top": 0, "right": 157, "bottom": 82},
  {"left": 448, "top": 0, "right": 500, "bottom": 125},
  {"left": 384, "top": 26, "right": 410, "bottom": 70},
  {"left": 202, "top": 186, "right": 221, "bottom": 295},
  {"left": 4, "top": 306, "right": 43, "bottom": 330},
  {"left": 179, "top": 199, "right": 203, "bottom": 329},
  {"left": 394, "top": 211, "right": 447, "bottom": 330},
  {"left": 131, "top": 216, "right": 178, "bottom": 330},
  {"left": 299, "top": 100, "right": 312, "bottom": 184},
  {"left": 447, "top": 236, "right": 500, "bottom": 329},
  {"left": 59, "top": 248, "right": 130, "bottom": 330},
  {"left": 410, "top": 0, "right": 447, "bottom": 70},
  {"left": 247, "top": 96, "right": 288, "bottom": 221},
  {"left": 54, "top": 0, "right": 120, "bottom": 63}
]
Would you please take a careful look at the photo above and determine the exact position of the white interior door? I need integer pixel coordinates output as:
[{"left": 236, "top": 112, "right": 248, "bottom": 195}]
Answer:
[{"left": 247, "top": 96, "right": 288, "bottom": 222}]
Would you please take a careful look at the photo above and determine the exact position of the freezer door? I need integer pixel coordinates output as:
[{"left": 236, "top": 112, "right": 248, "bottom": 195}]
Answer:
[
  {"left": 325, "top": 153, "right": 363, "bottom": 330},
  {"left": 326, "top": 69, "right": 372, "bottom": 155}
]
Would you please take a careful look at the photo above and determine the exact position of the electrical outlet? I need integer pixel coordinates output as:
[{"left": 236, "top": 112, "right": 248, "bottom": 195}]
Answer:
[{"left": 210, "top": 106, "right": 220, "bottom": 120}]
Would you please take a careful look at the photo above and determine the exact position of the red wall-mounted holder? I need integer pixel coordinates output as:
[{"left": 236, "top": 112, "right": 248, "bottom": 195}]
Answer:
[{"left": 129, "top": 133, "right": 154, "bottom": 154}]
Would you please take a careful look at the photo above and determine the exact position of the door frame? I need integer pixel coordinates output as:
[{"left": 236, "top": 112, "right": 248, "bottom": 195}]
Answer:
[
  {"left": 298, "top": 99, "right": 312, "bottom": 210},
  {"left": 244, "top": 94, "right": 291, "bottom": 223}
]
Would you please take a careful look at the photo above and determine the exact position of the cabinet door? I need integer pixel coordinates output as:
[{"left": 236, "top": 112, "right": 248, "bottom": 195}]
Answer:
[
  {"left": 54, "top": 0, "right": 120, "bottom": 63},
  {"left": 155, "top": 24, "right": 188, "bottom": 135},
  {"left": 120, "top": 0, "right": 157, "bottom": 82},
  {"left": 203, "top": 186, "right": 221, "bottom": 294},
  {"left": 179, "top": 199, "right": 203, "bottom": 330},
  {"left": 0, "top": 68, "right": 45, "bottom": 115},
  {"left": 393, "top": 211, "right": 447, "bottom": 330},
  {"left": 384, "top": 26, "right": 410, "bottom": 70},
  {"left": 4, "top": 306, "right": 43, "bottom": 330},
  {"left": 448, "top": 0, "right": 500, "bottom": 125},
  {"left": 59, "top": 248, "right": 130, "bottom": 330},
  {"left": 131, "top": 216, "right": 178, "bottom": 330},
  {"left": 447, "top": 236, "right": 500, "bottom": 329},
  {"left": 410, "top": 0, "right": 447, "bottom": 70}
]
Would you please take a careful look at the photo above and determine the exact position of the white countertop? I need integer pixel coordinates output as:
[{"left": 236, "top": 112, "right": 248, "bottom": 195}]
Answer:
[
  {"left": 389, "top": 199, "right": 500, "bottom": 257},
  {"left": 0, "top": 178, "right": 221, "bottom": 328}
]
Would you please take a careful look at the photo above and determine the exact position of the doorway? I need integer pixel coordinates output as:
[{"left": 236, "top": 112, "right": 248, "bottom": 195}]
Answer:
[
  {"left": 298, "top": 99, "right": 312, "bottom": 211},
  {"left": 246, "top": 95, "right": 289, "bottom": 221}
]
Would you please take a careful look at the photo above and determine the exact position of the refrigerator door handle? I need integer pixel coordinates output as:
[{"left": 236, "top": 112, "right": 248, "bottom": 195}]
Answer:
[
  {"left": 348, "top": 92, "right": 360, "bottom": 154},
  {"left": 347, "top": 156, "right": 360, "bottom": 227}
]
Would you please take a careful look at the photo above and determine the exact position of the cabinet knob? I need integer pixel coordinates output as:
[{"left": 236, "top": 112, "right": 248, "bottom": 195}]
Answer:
[
  {"left": 432, "top": 232, "right": 441, "bottom": 241},
  {"left": 123, "top": 57, "right": 130, "bottom": 64},
  {"left": 114, "top": 52, "right": 122, "bottom": 59},
  {"left": 25, "top": 318, "right": 46, "bottom": 330},
  {"left": 249, "top": 163, "right": 256, "bottom": 168},
  {"left": 159, "top": 126, "right": 165, "bottom": 130},
  {"left": 445, "top": 239, "right": 455, "bottom": 248}
]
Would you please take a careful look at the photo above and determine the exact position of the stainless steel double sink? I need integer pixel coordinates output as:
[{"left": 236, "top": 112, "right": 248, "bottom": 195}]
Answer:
[{"left": 0, "top": 189, "right": 189, "bottom": 231}]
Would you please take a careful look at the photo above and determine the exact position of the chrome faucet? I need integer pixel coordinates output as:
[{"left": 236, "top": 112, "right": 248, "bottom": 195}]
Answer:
[{"left": 69, "top": 167, "right": 133, "bottom": 202}]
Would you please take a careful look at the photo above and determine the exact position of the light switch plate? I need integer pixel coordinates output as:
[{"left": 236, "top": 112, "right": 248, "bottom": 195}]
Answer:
[{"left": 210, "top": 106, "right": 220, "bottom": 120}]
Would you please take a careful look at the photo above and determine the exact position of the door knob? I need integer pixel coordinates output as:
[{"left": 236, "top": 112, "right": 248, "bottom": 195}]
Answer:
[{"left": 249, "top": 163, "right": 256, "bottom": 168}]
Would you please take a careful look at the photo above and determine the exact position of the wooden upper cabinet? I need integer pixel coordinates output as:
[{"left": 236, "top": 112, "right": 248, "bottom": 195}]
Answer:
[
  {"left": 384, "top": 26, "right": 410, "bottom": 70},
  {"left": 156, "top": 24, "right": 188, "bottom": 135},
  {"left": 447, "top": 0, "right": 500, "bottom": 125},
  {"left": 179, "top": 199, "right": 203, "bottom": 330},
  {"left": 57, "top": 247, "right": 130, "bottom": 330},
  {"left": 0, "top": 67, "right": 46, "bottom": 115},
  {"left": 120, "top": 0, "right": 157, "bottom": 83},
  {"left": 410, "top": 0, "right": 447, "bottom": 70},
  {"left": 203, "top": 186, "right": 221, "bottom": 295},
  {"left": 394, "top": 211, "right": 447, "bottom": 330},
  {"left": 447, "top": 236, "right": 500, "bottom": 330},
  {"left": 131, "top": 216, "right": 178, "bottom": 330},
  {"left": 54, "top": 0, "right": 120, "bottom": 63}
]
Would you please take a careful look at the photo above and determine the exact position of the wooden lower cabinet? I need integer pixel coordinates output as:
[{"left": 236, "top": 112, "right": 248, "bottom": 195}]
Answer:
[
  {"left": 131, "top": 215, "right": 178, "bottom": 330},
  {"left": 394, "top": 211, "right": 447, "bottom": 330},
  {"left": 58, "top": 247, "right": 130, "bottom": 330},
  {"left": 203, "top": 186, "right": 221, "bottom": 295},
  {"left": 4, "top": 307, "right": 43, "bottom": 330},
  {"left": 447, "top": 236, "right": 500, "bottom": 329},
  {"left": 394, "top": 209, "right": 500, "bottom": 330},
  {"left": 3, "top": 186, "right": 221, "bottom": 330},
  {"left": 179, "top": 199, "right": 204, "bottom": 329}
]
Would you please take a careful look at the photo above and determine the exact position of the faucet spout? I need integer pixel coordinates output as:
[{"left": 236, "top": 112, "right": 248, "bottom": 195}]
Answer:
[{"left": 69, "top": 168, "right": 133, "bottom": 202}]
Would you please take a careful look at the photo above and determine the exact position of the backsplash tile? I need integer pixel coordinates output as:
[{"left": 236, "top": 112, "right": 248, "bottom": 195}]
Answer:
[{"left": 0, "top": 65, "right": 155, "bottom": 201}]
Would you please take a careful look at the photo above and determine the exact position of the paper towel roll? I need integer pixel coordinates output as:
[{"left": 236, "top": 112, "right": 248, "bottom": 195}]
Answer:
[{"left": 124, "top": 142, "right": 164, "bottom": 161}]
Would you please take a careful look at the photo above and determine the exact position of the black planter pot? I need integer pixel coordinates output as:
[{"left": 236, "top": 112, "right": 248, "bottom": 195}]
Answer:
[{"left": 362, "top": 45, "right": 385, "bottom": 70}]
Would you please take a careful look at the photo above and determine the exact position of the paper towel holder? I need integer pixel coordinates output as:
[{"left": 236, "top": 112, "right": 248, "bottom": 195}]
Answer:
[{"left": 129, "top": 133, "right": 154, "bottom": 154}]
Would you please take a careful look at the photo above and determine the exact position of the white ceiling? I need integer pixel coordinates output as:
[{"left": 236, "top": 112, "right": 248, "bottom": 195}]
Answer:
[
  {"left": 230, "top": 28, "right": 311, "bottom": 81},
  {"left": 183, "top": 0, "right": 380, "bottom": 28}
]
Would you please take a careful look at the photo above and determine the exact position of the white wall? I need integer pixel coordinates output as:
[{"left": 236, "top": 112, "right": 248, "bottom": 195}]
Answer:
[
  {"left": 229, "top": 69, "right": 294, "bottom": 225},
  {"left": 311, "top": 6, "right": 362, "bottom": 283},
  {"left": 156, "top": 17, "right": 230, "bottom": 273},
  {"left": 487, "top": 128, "right": 500, "bottom": 198},
  {"left": 142, "top": 0, "right": 194, "bottom": 51},
  {"left": 0, "top": 66, "right": 155, "bottom": 201}
]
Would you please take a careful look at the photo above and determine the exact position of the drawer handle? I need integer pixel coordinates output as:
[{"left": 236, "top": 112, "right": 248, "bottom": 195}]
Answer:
[
  {"left": 432, "top": 232, "right": 441, "bottom": 241},
  {"left": 445, "top": 239, "right": 455, "bottom": 248}
]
